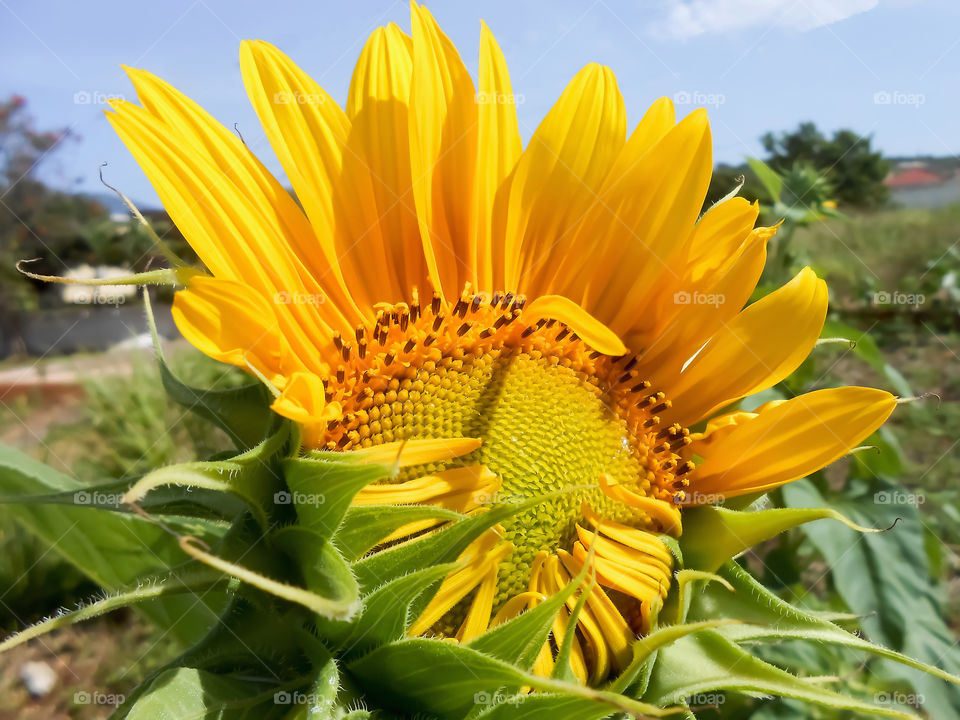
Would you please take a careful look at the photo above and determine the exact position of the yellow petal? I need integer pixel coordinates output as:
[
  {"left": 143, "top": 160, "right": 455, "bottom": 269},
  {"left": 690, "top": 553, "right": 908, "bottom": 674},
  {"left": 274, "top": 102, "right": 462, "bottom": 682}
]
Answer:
[
  {"left": 503, "top": 63, "right": 626, "bottom": 294},
  {"left": 345, "top": 24, "right": 425, "bottom": 299},
  {"left": 691, "top": 387, "right": 897, "bottom": 499},
  {"left": 408, "top": 532, "right": 511, "bottom": 636},
  {"left": 598, "top": 474, "right": 682, "bottom": 536},
  {"left": 475, "top": 20, "right": 522, "bottom": 292},
  {"left": 239, "top": 40, "right": 362, "bottom": 313},
  {"left": 271, "top": 372, "right": 340, "bottom": 425},
  {"left": 540, "top": 556, "right": 588, "bottom": 683},
  {"left": 348, "top": 437, "right": 482, "bottom": 467},
  {"left": 575, "top": 109, "right": 712, "bottom": 337},
  {"left": 409, "top": 2, "right": 478, "bottom": 299},
  {"left": 682, "top": 197, "right": 761, "bottom": 285},
  {"left": 579, "top": 505, "right": 675, "bottom": 565},
  {"left": 106, "top": 100, "right": 331, "bottom": 372},
  {"left": 665, "top": 267, "right": 828, "bottom": 426},
  {"left": 522, "top": 295, "right": 627, "bottom": 356},
  {"left": 171, "top": 277, "right": 298, "bottom": 384},
  {"left": 352, "top": 465, "right": 498, "bottom": 508},
  {"left": 601, "top": 97, "right": 676, "bottom": 191},
  {"left": 119, "top": 67, "right": 360, "bottom": 337},
  {"left": 456, "top": 564, "right": 499, "bottom": 642},
  {"left": 636, "top": 218, "right": 769, "bottom": 388},
  {"left": 557, "top": 550, "right": 633, "bottom": 670}
]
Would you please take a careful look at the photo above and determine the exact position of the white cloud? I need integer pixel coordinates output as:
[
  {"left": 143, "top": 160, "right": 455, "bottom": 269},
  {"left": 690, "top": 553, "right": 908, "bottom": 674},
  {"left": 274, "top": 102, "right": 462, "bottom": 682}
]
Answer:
[{"left": 656, "top": 0, "right": 879, "bottom": 39}]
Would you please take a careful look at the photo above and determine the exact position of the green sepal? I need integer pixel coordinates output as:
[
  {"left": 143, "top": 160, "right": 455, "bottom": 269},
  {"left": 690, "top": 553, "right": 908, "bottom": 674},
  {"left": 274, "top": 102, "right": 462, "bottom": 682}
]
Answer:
[
  {"left": 0, "top": 566, "right": 225, "bottom": 655},
  {"left": 319, "top": 562, "right": 457, "bottom": 656},
  {"left": 0, "top": 477, "right": 248, "bottom": 526},
  {"left": 680, "top": 503, "right": 883, "bottom": 573},
  {"left": 271, "top": 526, "right": 361, "bottom": 620},
  {"left": 471, "top": 694, "right": 616, "bottom": 720},
  {"left": 607, "top": 618, "right": 741, "bottom": 696},
  {"left": 551, "top": 576, "right": 590, "bottom": 683},
  {"left": 691, "top": 560, "right": 960, "bottom": 688},
  {"left": 145, "top": 291, "right": 276, "bottom": 449},
  {"left": 281, "top": 455, "right": 390, "bottom": 539},
  {"left": 644, "top": 630, "right": 921, "bottom": 719},
  {"left": 350, "top": 494, "right": 551, "bottom": 593},
  {"left": 337, "top": 504, "right": 462, "bottom": 561},
  {"left": 123, "top": 424, "right": 290, "bottom": 529},
  {"left": 468, "top": 552, "right": 588, "bottom": 670}
]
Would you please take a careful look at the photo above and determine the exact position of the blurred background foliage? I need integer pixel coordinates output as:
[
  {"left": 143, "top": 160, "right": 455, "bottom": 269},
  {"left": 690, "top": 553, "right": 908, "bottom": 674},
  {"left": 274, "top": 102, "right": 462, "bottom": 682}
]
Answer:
[{"left": 1, "top": 93, "right": 959, "bottom": 718}]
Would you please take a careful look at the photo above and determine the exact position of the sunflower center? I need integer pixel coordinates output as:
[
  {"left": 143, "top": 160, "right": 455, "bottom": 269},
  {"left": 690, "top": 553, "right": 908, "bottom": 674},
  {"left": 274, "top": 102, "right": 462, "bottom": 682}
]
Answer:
[{"left": 322, "top": 290, "right": 691, "bottom": 610}]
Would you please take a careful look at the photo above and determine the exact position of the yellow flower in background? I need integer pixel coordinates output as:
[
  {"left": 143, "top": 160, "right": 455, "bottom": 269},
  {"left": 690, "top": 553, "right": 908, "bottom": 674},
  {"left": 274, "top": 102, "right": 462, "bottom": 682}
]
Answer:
[{"left": 106, "top": 2, "right": 896, "bottom": 685}]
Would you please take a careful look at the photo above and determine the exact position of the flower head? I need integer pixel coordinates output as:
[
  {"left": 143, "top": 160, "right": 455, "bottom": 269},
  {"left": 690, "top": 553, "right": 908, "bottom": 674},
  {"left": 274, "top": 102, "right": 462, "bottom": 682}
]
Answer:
[{"left": 106, "top": 2, "right": 896, "bottom": 685}]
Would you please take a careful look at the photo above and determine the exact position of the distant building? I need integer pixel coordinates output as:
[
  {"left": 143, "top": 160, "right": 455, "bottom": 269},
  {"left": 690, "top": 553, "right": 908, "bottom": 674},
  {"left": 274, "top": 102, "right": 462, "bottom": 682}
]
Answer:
[{"left": 884, "top": 163, "right": 960, "bottom": 208}]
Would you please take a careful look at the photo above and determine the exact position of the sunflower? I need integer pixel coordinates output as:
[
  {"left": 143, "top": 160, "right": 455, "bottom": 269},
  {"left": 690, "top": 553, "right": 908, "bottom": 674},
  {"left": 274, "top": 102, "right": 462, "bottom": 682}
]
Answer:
[{"left": 105, "top": 2, "right": 896, "bottom": 686}]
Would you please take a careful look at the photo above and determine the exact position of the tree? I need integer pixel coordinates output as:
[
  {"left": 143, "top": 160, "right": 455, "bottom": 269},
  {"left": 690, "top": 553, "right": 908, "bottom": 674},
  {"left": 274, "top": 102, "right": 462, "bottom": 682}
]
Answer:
[
  {"left": 760, "top": 122, "right": 889, "bottom": 207},
  {"left": 0, "top": 95, "right": 105, "bottom": 312}
]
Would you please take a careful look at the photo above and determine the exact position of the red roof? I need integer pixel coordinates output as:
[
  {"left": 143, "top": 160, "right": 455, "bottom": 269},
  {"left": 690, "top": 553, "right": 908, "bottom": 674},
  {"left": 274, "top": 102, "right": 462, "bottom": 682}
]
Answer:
[{"left": 885, "top": 168, "right": 943, "bottom": 187}]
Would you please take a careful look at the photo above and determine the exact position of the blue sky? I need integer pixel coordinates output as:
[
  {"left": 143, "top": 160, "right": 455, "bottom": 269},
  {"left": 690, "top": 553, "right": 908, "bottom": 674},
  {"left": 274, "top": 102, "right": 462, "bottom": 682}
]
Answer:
[{"left": 2, "top": 0, "right": 957, "bottom": 207}]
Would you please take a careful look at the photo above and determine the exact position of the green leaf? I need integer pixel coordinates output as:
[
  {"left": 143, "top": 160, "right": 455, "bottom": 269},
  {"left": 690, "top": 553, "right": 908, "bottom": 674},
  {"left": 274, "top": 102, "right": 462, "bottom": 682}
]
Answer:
[
  {"left": 747, "top": 156, "right": 784, "bottom": 202},
  {"left": 644, "top": 630, "right": 920, "bottom": 719},
  {"left": 115, "top": 667, "right": 292, "bottom": 719},
  {"left": 348, "top": 638, "right": 671, "bottom": 719},
  {"left": 0, "top": 444, "right": 223, "bottom": 642},
  {"left": 783, "top": 478, "right": 960, "bottom": 717}
]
